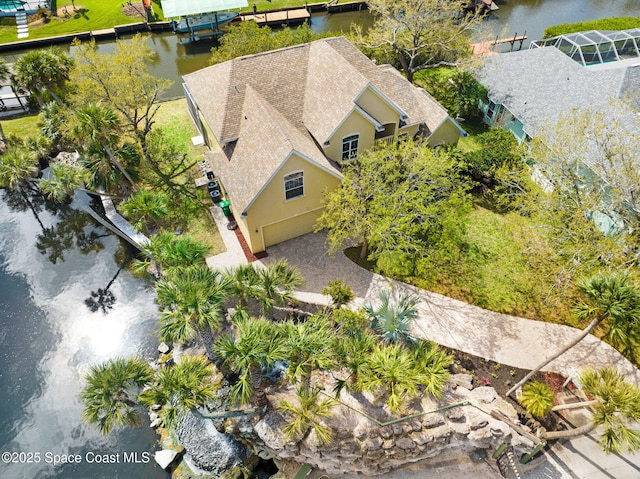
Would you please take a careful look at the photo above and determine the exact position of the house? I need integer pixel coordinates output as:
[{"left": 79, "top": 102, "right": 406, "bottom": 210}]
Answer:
[
  {"left": 476, "top": 29, "right": 640, "bottom": 142},
  {"left": 183, "top": 36, "right": 465, "bottom": 254}
]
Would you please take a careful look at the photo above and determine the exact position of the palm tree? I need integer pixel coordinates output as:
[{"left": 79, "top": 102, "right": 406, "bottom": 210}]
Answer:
[
  {"left": 278, "top": 385, "right": 337, "bottom": 445},
  {"left": 138, "top": 356, "right": 219, "bottom": 428},
  {"left": 519, "top": 382, "right": 555, "bottom": 418},
  {"left": 508, "top": 272, "right": 640, "bottom": 396},
  {"left": 119, "top": 189, "right": 169, "bottom": 233},
  {"left": 283, "top": 317, "right": 336, "bottom": 386},
  {"left": 256, "top": 259, "right": 304, "bottom": 315},
  {"left": 542, "top": 367, "right": 640, "bottom": 454},
  {"left": 134, "top": 231, "right": 211, "bottom": 274},
  {"left": 80, "top": 357, "right": 154, "bottom": 435},
  {"left": 215, "top": 316, "right": 286, "bottom": 405},
  {"left": 332, "top": 328, "right": 377, "bottom": 396},
  {"left": 411, "top": 340, "right": 452, "bottom": 398},
  {"left": 13, "top": 48, "right": 73, "bottom": 107},
  {"left": 364, "top": 289, "right": 420, "bottom": 344},
  {"left": 71, "top": 103, "right": 138, "bottom": 191},
  {"left": 224, "top": 263, "right": 262, "bottom": 319},
  {"left": 38, "top": 162, "right": 93, "bottom": 202},
  {"left": 0, "top": 145, "right": 43, "bottom": 229},
  {"left": 156, "top": 264, "right": 231, "bottom": 359}
]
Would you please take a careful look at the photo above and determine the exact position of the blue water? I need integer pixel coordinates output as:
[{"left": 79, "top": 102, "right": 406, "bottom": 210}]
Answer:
[{"left": 0, "top": 190, "right": 168, "bottom": 479}]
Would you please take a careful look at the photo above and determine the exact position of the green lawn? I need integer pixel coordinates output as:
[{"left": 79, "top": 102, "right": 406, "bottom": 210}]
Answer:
[
  {"left": 0, "top": 0, "right": 340, "bottom": 44},
  {"left": 0, "top": 113, "right": 40, "bottom": 139}
]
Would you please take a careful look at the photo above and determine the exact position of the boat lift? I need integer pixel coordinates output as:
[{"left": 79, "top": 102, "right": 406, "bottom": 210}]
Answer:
[{"left": 160, "top": 0, "right": 248, "bottom": 42}]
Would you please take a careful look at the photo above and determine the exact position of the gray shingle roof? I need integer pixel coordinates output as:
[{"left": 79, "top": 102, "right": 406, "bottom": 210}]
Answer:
[
  {"left": 186, "top": 36, "right": 452, "bottom": 214},
  {"left": 477, "top": 46, "right": 639, "bottom": 138},
  {"left": 205, "top": 85, "right": 340, "bottom": 214},
  {"left": 183, "top": 36, "right": 449, "bottom": 144}
]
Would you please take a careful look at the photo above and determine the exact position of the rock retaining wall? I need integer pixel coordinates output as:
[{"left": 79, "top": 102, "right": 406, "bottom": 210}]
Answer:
[{"left": 227, "top": 375, "right": 536, "bottom": 476}]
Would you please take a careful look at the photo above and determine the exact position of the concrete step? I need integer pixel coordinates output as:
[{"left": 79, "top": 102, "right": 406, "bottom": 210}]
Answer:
[{"left": 16, "top": 13, "right": 28, "bottom": 38}]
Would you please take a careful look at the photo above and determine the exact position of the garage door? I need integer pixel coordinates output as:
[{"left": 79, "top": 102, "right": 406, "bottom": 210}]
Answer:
[{"left": 262, "top": 210, "right": 321, "bottom": 248}]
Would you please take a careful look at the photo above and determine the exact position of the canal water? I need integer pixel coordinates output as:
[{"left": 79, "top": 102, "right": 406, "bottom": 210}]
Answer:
[
  {"left": 1, "top": 1, "right": 639, "bottom": 478},
  {"left": 0, "top": 190, "right": 168, "bottom": 479}
]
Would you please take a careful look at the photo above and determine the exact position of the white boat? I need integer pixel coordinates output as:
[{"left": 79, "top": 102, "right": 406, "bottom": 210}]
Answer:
[{"left": 170, "top": 11, "right": 239, "bottom": 34}]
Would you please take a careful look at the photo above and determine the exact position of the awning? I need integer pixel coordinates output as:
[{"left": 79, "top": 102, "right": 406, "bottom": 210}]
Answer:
[{"left": 161, "top": 0, "right": 248, "bottom": 17}]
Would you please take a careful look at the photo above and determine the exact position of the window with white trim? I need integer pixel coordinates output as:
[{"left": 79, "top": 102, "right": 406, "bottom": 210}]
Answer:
[
  {"left": 341, "top": 134, "right": 359, "bottom": 161},
  {"left": 284, "top": 171, "right": 304, "bottom": 200}
]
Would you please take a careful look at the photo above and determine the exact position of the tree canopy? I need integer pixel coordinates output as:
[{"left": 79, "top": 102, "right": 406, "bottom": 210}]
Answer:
[
  {"left": 317, "top": 140, "right": 471, "bottom": 275},
  {"left": 357, "top": 0, "right": 482, "bottom": 82}
]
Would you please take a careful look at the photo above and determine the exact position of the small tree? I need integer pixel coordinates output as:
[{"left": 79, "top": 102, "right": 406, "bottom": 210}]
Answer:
[{"left": 322, "top": 279, "right": 355, "bottom": 308}]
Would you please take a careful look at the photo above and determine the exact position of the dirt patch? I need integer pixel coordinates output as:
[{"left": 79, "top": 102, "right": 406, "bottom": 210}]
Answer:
[{"left": 122, "top": 1, "right": 148, "bottom": 19}]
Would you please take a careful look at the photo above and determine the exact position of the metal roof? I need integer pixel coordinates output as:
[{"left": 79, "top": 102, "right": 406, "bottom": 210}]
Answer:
[{"left": 160, "top": 0, "right": 247, "bottom": 18}]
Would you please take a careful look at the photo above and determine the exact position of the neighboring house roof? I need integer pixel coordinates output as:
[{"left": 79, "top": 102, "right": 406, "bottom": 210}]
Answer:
[
  {"left": 183, "top": 36, "right": 451, "bottom": 145},
  {"left": 206, "top": 85, "right": 341, "bottom": 215},
  {"left": 477, "top": 46, "right": 640, "bottom": 138}
]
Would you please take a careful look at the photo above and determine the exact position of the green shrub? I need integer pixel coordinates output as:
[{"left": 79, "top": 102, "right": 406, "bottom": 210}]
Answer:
[{"left": 544, "top": 17, "right": 640, "bottom": 38}]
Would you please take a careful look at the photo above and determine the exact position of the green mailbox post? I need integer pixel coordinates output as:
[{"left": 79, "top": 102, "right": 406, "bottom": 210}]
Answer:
[{"left": 219, "top": 199, "right": 231, "bottom": 216}]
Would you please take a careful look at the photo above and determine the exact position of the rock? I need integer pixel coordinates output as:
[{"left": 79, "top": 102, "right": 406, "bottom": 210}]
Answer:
[
  {"left": 489, "top": 420, "right": 511, "bottom": 439},
  {"left": 492, "top": 397, "right": 518, "bottom": 419},
  {"left": 446, "top": 407, "right": 465, "bottom": 422},
  {"left": 158, "top": 342, "right": 171, "bottom": 354},
  {"left": 392, "top": 423, "right": 404, "bottom": 436},
  {"left": 450, "top": 374, "right": 474, "bottom": 390},
  {"left": 254, "top": 414, "right": 286, "bottom": 451},
  {"left": 471, "top": 386, "right": 498, "bottom": 404},
  {"left": 383, "top": 439, "right": 395, "bottom": 450},
  {"left": 150, "top": 417, "right": 163, "bottom": 429},
  {"left": 395, "top": 438, "right": 416, "bottom": 450},
  {"left": 174, "top": 410, "right": 249, "bottom": 474},
  {"left": 379, "top": 426, "right": 394, "bottom": 439},
  {"left": 466, "top": 409, "right": 489, "bottom": 430},
  {"left": 362, "top": 437, "right": 383, "bottom": 451},
  {"left": 422, "top": 413, "right": 445, "bottom": 428},
  {"left": 154, "top": 449, "right": 179, "bottom": 470}
]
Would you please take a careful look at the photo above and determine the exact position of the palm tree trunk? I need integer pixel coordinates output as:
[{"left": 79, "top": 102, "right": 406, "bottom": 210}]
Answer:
[
  {"left": 507, "top": 316, "right": 603, "bottom": 397},
  {"left": 360, "top": 236, "right": 368, "bottom": 260},
  {"left": 102, "top": 142, "right": 139, "bottom": 192},
  {"left": 541, "top": 421, "right": 595, "bottom": 440},
  {"left": 19, "top": 185, "right": 45, "bottom": 230},
  {"left": 199, "top": 325, "right": 216, "bottom": 362}
]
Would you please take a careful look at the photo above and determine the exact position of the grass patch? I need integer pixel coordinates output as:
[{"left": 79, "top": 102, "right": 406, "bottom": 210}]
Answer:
[
  {"left": 543, "top": 16, "right": 640, "bottom": 38},
  {"left": 456, "top": 119, "right": 490, "bottom": 154},
  {"left": 153, "top": 98, "right": 224, "bottom": 255},
  {"left": 1, "top": 113, "right": 40, "bottom": 139},
  {"left": 0, "top": 0, "right": 141, "bottom": 44}
]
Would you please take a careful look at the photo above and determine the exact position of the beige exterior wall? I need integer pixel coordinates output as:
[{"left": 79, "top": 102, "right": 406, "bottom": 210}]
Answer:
[
  {"left": 241, "top": 153, "right": 341, "bottom": 253},
  {"left": 426, "top": 118, "right": 461, "bottom": 146},
  {"left": 323, "top": 110, "right": 377, "bottom": 164},
  {"left": 397, "top": 123, "right": 420, "bottom": 139},
  {"left": 356, "top": 87, "right": 400, "bottom": 128}
]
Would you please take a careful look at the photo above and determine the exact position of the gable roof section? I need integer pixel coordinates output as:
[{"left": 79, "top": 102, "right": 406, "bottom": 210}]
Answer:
[
  {"left": 303, "top": 39, "right": 370, "bottom": 144},
  {"left": 183, "top": 36, "right": 453, "bottom": 147},
  {"left": 477, "top": 46, "right": 631, "bottom": 137},
  {"left": 206, "top": 85, "right": 340, "bottom": 215},
  {"left": 184, "top": 44, "right": 309, "bottom": 143}
]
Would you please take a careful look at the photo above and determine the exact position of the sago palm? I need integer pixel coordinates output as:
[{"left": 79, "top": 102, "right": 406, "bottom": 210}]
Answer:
[
  {"left": 364, "top": 289, "right": 420, "bottom": 344},
  {"left": 256, "top": 259, "right": 304, "bottom": 315},
  {"left": 80, "top": 357, "right": 154, "bottom": 434},
  {"left": 519, "top": 381, "right": 555, "bottom": 418},
  {"left": 119, "top": 189, "right": 170, "bottom": 233},
  {"left": 138, "top": 356, "right": 219, "bottom": 428},
  {"left": 278, "top": 385, "right": 337, "bottom": 445},
  {"left": 332, "top": 328, "right": 377, "bottom": 395}
]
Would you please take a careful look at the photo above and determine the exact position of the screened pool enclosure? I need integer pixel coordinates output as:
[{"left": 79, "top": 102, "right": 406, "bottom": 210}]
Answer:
[{"left": 530, "top": 29, "right": 640, "bottom": 66}]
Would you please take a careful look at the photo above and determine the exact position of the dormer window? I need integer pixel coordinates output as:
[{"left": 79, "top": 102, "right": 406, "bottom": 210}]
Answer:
[
  {"left": 284, "top": 171, "right": 304, "bottom": 200},
  {"left": 342, "top": 134, "right": 359, "bottom": 161}
]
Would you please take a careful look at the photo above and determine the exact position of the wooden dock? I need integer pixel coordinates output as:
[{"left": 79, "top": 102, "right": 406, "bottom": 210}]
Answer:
[
  {"left": 472, "top": 32, "right": 527, "bottom": 56},
  {"left": 241, "top": 8, "right": 310, "bottom": 27}
]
